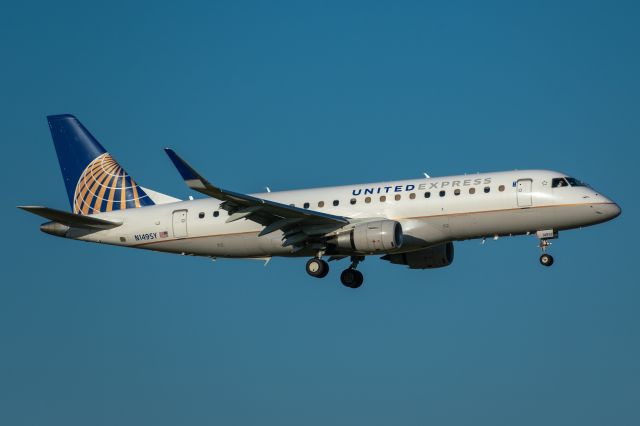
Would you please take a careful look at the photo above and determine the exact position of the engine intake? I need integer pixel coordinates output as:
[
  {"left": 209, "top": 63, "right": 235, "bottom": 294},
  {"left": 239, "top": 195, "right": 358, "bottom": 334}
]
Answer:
[
  {"left": 381, "top": 242, "right": 454, "bottom": 269},
  {"left": 332, "top": 220, "right": 403, "bottom": 253}
]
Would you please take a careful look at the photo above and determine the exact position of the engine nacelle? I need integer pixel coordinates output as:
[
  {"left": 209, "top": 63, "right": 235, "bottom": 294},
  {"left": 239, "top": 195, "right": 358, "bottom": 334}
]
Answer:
[
  {"left": 332, "top": 220, "right": 403, "bottom": 253},
  {"left": 381, "top": 242, "right": 454, "bottom": 269}
]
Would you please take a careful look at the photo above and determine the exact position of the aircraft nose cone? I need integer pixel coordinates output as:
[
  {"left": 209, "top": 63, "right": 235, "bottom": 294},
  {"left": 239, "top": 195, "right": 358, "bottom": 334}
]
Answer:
[
  {"left": 610, "top": 203, "right": 621, "bottom": 219},
  {"left": 599, "top": 201, "right": 621, "bottom": 220}
]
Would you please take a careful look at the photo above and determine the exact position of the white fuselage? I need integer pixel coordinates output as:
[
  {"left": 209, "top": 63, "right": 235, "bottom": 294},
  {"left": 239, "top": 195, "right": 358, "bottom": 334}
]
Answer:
[{"left": 60, "top": 170, "right": 620, "bottom": 258}]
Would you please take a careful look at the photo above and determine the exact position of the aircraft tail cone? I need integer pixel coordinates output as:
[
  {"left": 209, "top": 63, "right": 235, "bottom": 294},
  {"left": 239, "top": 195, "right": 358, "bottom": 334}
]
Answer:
[{"left": 40, "top": 221, "right": 69, "bottom": 237}]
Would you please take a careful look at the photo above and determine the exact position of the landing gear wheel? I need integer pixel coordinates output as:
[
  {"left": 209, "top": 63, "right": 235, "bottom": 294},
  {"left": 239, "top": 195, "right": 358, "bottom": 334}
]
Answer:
[
  {"left": 306, "top": 258, "right": 329, "bottom": 278},
  {"left": 539, "top": 253, "right": 554, "bottom": 267},
  {"left": 340, "top": 268, "right": 364, "bottom": 288}
]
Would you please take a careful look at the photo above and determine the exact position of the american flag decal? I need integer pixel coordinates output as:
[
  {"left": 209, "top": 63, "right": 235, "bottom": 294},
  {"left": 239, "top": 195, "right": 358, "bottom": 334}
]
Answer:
[{"left": 159, "top": 231, "right": 169, "bottom": 238}]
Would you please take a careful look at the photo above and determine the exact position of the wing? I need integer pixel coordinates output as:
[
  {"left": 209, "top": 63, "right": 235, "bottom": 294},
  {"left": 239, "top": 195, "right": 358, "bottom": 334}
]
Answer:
[{"left": 164, "top": 149, "right": 348, "bottom": 247}]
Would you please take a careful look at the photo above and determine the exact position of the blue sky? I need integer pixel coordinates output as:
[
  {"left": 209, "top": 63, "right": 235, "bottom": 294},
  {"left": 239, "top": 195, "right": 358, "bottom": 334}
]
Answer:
[{"left": 1, "top": 1, "right": 638, "bottom": 425}]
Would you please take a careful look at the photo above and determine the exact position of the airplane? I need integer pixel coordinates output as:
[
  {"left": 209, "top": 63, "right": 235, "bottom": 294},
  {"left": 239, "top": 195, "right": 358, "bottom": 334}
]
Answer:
[{"left": 19, "top": 114, "right": 621, "bottom": 288}]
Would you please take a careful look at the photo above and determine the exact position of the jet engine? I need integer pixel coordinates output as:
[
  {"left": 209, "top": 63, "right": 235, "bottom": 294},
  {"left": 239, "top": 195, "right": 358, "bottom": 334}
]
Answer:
[
  {"left": 381, "top": 242, "right": 454, "bottom": 269},
  {"left": 331, "top": 220, "right": 403, "bottom": 253}
]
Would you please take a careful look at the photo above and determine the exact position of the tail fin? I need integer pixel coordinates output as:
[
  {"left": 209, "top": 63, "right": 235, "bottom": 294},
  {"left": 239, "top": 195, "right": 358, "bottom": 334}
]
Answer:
[{"left": 47, "top": 114, "right": 155, "bottom": 215}]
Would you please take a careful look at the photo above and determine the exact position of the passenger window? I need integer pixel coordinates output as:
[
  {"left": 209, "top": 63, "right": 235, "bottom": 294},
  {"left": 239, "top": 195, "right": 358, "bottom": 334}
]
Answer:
[
  {"left": 499, "top": 185, "right": 505, "bottom": 192},
  {"left": 318, "top": 201, "right": 324, "bottom": 208},
  {"left": 365, "top": 197, "right": 371, "bottom": 204},
  {"left": 303, "top": 202, "right": 310, "bottom": 209},
  {"left": 409, "top": 193, "right": 416, "bottom": 200},
  {"left": 350, "top": 198, "right": 357, "bottom": 205},
  {"left": 552, "top": 177, "right": 569, "bottom": 188},
  {"left": 439, "top": 190, "right": 446, "bottom": 197},
  {"left": 454, "top": 189, "right": 460, "bottom": 196},
  {"left": 395, "top": 194, "right": 401, "bottom": 201},
  {"left": 469, "top": 187, "right": 475, "bottom": 194},
  {"left": 213, "top": 211, "right": 219, "bottom": 217},
  {"left": 484, "top": 186, "right": 490, "bottom": 193},
  {"left": 424, "top": 192, "right": 431, "bottom": 198},
  {"left": 380, "top": 195, "right": 387, "bottom": 202},
  {"left": 333, "top": 200, "right": 339, "bottom": 206},
  {"left": 198, "top": 212, "right": 205, "bottom": 219}
]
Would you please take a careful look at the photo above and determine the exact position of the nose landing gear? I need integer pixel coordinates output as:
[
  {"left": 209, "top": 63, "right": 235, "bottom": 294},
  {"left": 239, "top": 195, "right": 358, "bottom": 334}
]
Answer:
[
  {"left": 538, "top": 238, "right": 554, "bottom": 267},
  {"left": 539, "top": 253, "right": 554, "bottom": 266}
]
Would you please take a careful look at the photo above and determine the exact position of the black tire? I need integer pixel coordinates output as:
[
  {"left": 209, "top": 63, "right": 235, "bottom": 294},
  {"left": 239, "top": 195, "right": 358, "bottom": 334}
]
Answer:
[
  {"left": 351, "top": 270, "right": 364, "bottom": 288},
  {"left": 539, "top": 254, "right": 554, "bottom": 267},
  {"left": 340, "top": 268, "right": 364, "bottom": 288},
  {"left": 317, "top": 261, "right": 330, "bottom": 278},
  {"left": 306, "top": 258, "right": 329, "bottom": 278}
]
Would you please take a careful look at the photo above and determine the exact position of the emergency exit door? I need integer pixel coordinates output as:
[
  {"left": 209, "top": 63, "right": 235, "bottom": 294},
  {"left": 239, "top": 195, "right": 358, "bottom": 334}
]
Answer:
[
  {"left": 172, "top": 210, "right": 188, "bottom": 238},
  {"left": 516, "top": 179, "right": 532, "bottom": 207}
]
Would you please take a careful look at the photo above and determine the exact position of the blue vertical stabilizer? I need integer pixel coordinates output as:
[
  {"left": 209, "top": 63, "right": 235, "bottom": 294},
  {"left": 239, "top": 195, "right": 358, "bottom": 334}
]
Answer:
[{"left": 47, "top": 114, "right": 155, "bottom": 215}]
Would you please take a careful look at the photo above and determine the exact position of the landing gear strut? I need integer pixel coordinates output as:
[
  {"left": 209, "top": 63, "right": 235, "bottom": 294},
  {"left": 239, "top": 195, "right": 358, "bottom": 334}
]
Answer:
[
  {"left": 538, "top": 238, "right": 554, "bottom": 267},
  {"left": 306, "top": 257, "right": 329, "bottom": 278},
  {"left": 340, "top": 256, "right": 364, "bottom": 289}
]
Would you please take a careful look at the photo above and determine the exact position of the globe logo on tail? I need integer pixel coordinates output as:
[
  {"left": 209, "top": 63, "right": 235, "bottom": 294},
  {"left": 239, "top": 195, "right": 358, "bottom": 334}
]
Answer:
[{"left": 73, "top": 153, "right": 152, "bottom": 215}]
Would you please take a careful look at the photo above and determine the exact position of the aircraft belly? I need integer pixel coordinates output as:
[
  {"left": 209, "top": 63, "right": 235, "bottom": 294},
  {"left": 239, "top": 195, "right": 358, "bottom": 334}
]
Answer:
[
  {"left": 447, "top": 204, "right": 597, "bottom": 239},
  {"left": 257, "top": 231, "right": 293, "bottom": 255},
  {"left": 448, "top": 209, "right": 528, "bottom": 239},
  {"left": 137, "top": 232, "right": 297, "bottom": 258},
  {"left": 398, "top": 218, "right": 451, "bottom": 248}
]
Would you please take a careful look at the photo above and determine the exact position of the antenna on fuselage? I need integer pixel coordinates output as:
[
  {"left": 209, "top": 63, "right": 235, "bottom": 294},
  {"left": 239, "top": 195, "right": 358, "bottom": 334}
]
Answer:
[
  {"left": 266, "top": 186, "right": 271, "bottom": 193},
  {"left": 423, "top": 172, "right": 430, "bottom": 178}
]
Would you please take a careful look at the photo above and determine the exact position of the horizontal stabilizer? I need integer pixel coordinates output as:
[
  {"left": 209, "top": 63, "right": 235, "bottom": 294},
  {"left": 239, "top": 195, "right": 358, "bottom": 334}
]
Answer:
[{"left": 18, "top": 206, "right": 123, "bottom": 229}]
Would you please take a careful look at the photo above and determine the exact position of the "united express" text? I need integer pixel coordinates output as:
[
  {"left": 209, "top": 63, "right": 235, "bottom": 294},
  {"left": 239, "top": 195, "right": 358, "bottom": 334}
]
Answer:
[{"left": 351, "top": 178, "right": 492, "bottom": 196}]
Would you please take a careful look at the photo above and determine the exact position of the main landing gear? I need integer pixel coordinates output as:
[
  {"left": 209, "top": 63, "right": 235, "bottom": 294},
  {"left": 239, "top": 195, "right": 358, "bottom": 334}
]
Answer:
[
  {"left": 306, "top": 257, "right": 329, "bottom": 278},
  {"left": 305, "top": 255, "right": 365, "bottom": 288},
  {"left": 340, "top": 256, "right": 364, "bottom": 289}
]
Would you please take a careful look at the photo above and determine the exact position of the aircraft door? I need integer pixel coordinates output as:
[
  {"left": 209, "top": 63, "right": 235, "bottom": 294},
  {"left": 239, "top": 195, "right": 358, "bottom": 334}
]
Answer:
[
  {"left": 172, "top": 210, "right": 188, "bottom": 238},
  {"left": 516, "top": 179, "right": 533, "bottom": 207}
]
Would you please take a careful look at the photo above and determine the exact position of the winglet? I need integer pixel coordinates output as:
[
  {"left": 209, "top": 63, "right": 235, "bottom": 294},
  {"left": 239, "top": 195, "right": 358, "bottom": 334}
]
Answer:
[{"left": 164, "top": 148, "right": 204, "bottom": 186}]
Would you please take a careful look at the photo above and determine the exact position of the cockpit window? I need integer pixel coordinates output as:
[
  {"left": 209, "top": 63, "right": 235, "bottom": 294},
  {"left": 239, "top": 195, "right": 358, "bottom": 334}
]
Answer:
[
  {"left": 552, "top": 177, "right": 569, "bottom": 188},
  {"left": 565, "top": 177, "right": 588, "bottom": 187},
  {"left": 552, "top": 177, "right": 589, "bottom": 188}
]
